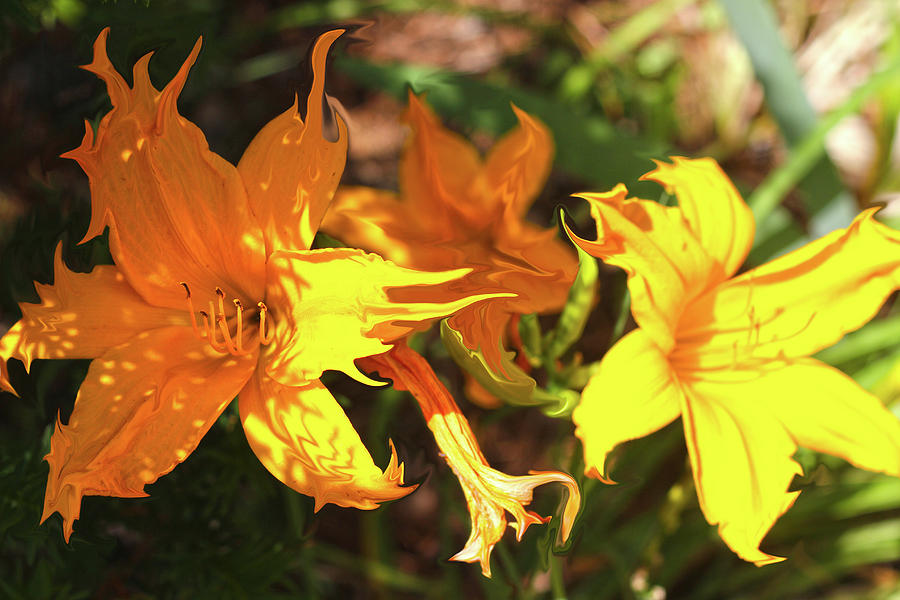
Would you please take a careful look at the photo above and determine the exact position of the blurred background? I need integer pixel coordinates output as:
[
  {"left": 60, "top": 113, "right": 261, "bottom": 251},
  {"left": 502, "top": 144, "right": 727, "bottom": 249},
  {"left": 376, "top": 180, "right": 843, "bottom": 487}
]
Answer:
[{"left": 3, "top": 0, "right": 900, "bottom": 598}]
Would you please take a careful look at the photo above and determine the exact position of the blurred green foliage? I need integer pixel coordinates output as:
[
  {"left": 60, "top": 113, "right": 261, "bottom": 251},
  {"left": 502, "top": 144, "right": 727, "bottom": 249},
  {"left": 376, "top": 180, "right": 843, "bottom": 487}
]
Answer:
[{"left": 3, "top": 0, "right": 900, "bottom": 598}]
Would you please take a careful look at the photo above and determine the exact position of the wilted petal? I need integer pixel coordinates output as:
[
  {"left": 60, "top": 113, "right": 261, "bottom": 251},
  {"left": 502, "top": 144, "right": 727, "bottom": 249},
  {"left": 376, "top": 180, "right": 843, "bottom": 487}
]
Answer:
[
  {"left": 63, "top": 28, "right": 266, "bottom": 310},
  {"left": 676, "top": 209, "right": 900, "bottom": 370},
  {"left": 0, "top": 244, "right": 185, "bottom": 394},
  {"left": 574, "top": 329, "right": 682, "bottom": 482},
  {"left": 366, "top": 344, "right": 580, "bottom": 577},
  {"left": 42, "top": 327, "right": 256, "bottom": 541},
  {"left": 565, "top": 185, "right": 714, "bottom": 352},
  {"left": 642, "top": 157, "right": 754, "bottom": 279},
  {"left": 264, "top": 247, "right": 511, "bottom": 387},
  {"left": 484, "top": 104, "right": 554, "bottom": 217},
  {"left": 239, "top": 369, "right": 413, "bottom": 511},
  {"left": 680, "top": 375, "right": 801, "bottom": 566},
  {"left": 238, "top": 30, "right": 348, "bottom": 254}
]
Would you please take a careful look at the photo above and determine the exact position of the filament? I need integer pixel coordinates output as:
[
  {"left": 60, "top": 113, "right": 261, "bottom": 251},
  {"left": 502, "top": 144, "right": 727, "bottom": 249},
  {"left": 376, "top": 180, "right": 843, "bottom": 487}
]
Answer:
[{"left": 179, "top": 283, "right": 274, "bottom": 355}]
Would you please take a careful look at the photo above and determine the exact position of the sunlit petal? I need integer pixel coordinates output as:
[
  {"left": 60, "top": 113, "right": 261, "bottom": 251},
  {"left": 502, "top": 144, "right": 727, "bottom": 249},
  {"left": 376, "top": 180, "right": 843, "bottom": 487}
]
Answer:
[
  {"left": 753, "top": 359, "right": 900, "bottom": 476},
  {"left": 641, "top": 157, "right": 754, "bottom": 279},
  {"left": 62, "top": 28, "right": 266, "bottom": 310},
  {"left": 320, "top": 186, "right": 435, "bottom": 267},
  {"left": 364, "top": 344, "right": 580, "bottom": 577},
  {"left": 680, "top": 375, "right": 801, "bottom": 566},
  {"left": 675, "top": 209, "right": 900, "bottom": 370},
  {"left": 41, "top": 327, "right": 256, "bottom": 541},
  {"left": 573, "top": 329, "right": 682, "bottom": 482},
  {"left": 565, "top": 185, "right": 714, "bottom": 352},
  {"left": 238, "top": 30, "right": 348, "bottom": 254},
  {"left": 239, "top": 370, "right": 413, "bottom": 511},
  {"left": 0, "top": 244, "right": 185, "bottom": 394},
  {"left": 264, "top": 248, "right": 512, "bottom": 387}
]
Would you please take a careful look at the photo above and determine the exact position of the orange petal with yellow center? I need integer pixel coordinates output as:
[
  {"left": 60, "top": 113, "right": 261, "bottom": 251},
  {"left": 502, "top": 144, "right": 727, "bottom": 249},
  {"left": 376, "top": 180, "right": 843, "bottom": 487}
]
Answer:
[
  {"left": 675, "top": 209, "right": 900, "bottom": 371},
  {"left": 238, "top": 369, "right": 413, "bottom": 511},
  {"left": 237, "top": 30, "right": 348, "bottom": 255},
  {"left": 63, "top": 28, "right": 266, "bottom": 310},
  {"left": 484, "top": 104, "right": 554, "bottom": 217},
  {"left": 42, "top": 327, "right": 256, "bottom": 541},
  {"left": 263, "top": 247, "right": 512, "bottom": 387},
  {"left": 641, "top": 157, "right": 754, "bottom": 280},
  {"left": 565, "top": 185, "right": 714, "bottom": 352},
  {"left": 0, "top": 244, "right": 186, "bottom": 394},
  {"left": 365, "top": 343, "right": 581, "bottom": 577}
]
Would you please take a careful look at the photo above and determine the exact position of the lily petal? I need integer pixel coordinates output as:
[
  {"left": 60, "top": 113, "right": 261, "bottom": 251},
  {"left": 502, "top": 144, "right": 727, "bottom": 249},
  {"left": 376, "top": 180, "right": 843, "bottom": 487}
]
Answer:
[
  {"left": 238, "top": 30, "right": 348, "bottom": 255},
  {"left": 566, "top": 185, "right": 714, "bottom": 352},
  {"left": 676, "top": 209, "right": 900, "bottom": 370},
  {"left": 63, "top": 28, "right": 266, "bottom": 310},
  {"left": 400, "top": 92, "right": 486, "bottom": 227},
  {"left": 264, "top": 248, "right": 512, "bottom": 387},
  {"left": 0, "top": 244, "right": 185, "bottom": 394},
  {"left": 42, "top": 327, "right": 256, "bottom": 541},
  {"left": 756, "top": 359, "right": 900, "bottom": 476},
  {"left": 641, "top": 157, "right": 754, "bottom": 280},
  {"left": 365, "top": 343, "right": 580, "bottom": 577},
  {"left": 484, "top": 104, "right": 554, "bottom": 217},
  {"left": 320, "top": 186, "right": 436, "bottom": 268},
  {"left": 680, "top": 375, "right": 801, "bottom": 566},
  {"left": 238, "top": 370, "right": 413, "bottom": 511},
  {"left": 574, "top": 329, "right": 682, "bottom": 482}
]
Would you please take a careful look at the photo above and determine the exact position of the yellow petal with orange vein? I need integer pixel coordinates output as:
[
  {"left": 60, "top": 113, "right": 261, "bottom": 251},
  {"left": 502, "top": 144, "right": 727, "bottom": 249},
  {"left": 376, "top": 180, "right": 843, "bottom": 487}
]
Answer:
[
  {"left": 63, "top": 28, "right": 266, "bottom": 311},
  {"left": 42, "top": 327, "right": 256, "bottom": 541},
  {"left": 574, "top": 329, "right": 682, "bottom": 483},
  {"left": 263, "top": 247, "right": 512, "bottom": 387},
  {"left": 239, "top": 369, "right": 413, "bottom": 511},
  {"left": 0, "top": 244, "right": 185, "bottom": 394},
  {"left": 756, "top": 359, "right": 900, "bottom": 476},
  {"left": 641, "top": 157, "right": 754, "bottom": 280},
  {"left": 484, "top": 104, "right": 554, "bottom": 217},
  {"left": 680, "top": 375, "right": 801, "bottom": 566},
  {"left": 238, "top": 30, "right": 348, "bottom": 255},
  {"left": 565, "top": 185, "right": 715, "bottom": 352},
  {"left": 675, "top": 209, "right": 900, "bottom": 371}
]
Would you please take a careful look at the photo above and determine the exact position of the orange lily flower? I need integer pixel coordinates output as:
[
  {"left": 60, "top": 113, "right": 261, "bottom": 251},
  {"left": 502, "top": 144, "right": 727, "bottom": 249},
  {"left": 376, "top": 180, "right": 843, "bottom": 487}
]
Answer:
[
  {"left": 360, "top": 342, "right": 580, "bottom": 577},
  {"left": 320, "top": 92, "right": 578, "bottom": 373},
  {"left": 565, "top": 157, "right": 900, "bottom": 565},
  {"left": 0, "top": 29, "right": 502, "bottom": 541}
]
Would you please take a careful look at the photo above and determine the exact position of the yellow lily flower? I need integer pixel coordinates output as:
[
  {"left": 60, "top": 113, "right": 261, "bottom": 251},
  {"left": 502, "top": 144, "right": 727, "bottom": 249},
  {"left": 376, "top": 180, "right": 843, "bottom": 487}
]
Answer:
[
  {"left": 320, "top": 92, "right": 578, "bottom": 373},
  {"left": 360, "top": 342, "right": 580, "bottom": 577},
  {"left": 0, "top": 29, "right": 502, "bottom": 541},
  {"left": 565, "top": 157, "right": 900, "bottom": 565}
]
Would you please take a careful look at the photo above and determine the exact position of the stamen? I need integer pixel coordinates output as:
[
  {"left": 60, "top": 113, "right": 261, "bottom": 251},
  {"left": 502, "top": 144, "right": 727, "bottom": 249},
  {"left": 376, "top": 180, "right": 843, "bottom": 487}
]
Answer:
[
  {"left": 258, "top": 302, "right": 275, "bottom": 345},
  {"left": 180, "top": 282, "right": 201, "bottom": 338},
  {"left": 178, "top": 283, "right": 272, "bottom": 354},
  {"left": 199, "top": 310, "right": 227, "bottom": 352},
  {"left": 233, "top": 299, "right": 244, "bottom": 353}
]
